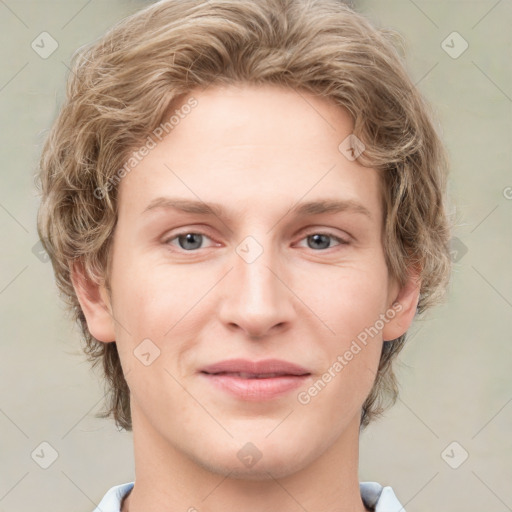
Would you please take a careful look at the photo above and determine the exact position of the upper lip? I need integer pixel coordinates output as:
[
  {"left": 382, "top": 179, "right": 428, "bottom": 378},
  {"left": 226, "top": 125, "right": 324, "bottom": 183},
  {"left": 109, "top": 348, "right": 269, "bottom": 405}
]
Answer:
[{"left": 200, "top": 358, "right": 310, "bottom": 376}]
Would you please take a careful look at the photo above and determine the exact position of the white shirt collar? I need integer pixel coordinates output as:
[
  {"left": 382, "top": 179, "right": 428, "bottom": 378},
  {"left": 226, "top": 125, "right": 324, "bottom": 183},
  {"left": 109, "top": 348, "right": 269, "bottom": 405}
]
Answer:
[{"left": 92, "top": 481, "right": 406, "bottom": 512}]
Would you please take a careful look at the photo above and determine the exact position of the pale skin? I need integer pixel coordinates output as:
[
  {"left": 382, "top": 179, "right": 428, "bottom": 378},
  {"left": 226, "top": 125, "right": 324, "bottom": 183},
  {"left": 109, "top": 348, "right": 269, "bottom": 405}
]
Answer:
[{"left": 72, "top": 83, "right": 420, "bottom": 512}]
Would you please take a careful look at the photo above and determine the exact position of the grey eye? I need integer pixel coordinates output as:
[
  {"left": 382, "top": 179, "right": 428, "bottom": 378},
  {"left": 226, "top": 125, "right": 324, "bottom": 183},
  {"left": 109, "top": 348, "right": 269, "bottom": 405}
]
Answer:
[
  {"left": 306, "top": 234, "right": 340, "bottom": 250},
  {"left": 176, "top": 233, "right": 204, "bottom": 250}
]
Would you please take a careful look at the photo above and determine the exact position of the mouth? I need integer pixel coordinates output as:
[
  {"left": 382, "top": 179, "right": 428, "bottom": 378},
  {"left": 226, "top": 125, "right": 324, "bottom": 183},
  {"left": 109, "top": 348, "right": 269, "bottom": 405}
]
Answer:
[
  {"left": 199, "top": 359, "right": 311, "bottom": 401},
  {"left": 202, "top": 371, "right": 304, "bottom": 379}
]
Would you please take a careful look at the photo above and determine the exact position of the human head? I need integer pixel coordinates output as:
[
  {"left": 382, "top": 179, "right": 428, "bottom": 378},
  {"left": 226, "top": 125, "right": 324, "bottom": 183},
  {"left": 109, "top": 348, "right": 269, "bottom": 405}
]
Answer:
[{"left": 36, "top": 0, "right": 451, "bottom": 433}]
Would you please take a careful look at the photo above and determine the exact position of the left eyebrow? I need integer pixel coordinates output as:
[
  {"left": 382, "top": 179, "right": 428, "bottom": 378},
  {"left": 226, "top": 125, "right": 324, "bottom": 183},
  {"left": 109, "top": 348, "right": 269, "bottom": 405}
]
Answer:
[
  {"left": 292, "top": 198, "right": 372, "bottom": 220},
  {"left": 142, "top": 197, "right": 372, "bottom": 221}
]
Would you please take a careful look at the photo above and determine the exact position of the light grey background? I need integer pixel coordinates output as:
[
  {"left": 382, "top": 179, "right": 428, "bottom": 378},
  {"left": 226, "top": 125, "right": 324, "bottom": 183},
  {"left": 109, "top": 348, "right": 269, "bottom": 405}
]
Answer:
[{"left": 0, "top": 1, "right": 511, "bottom": 511}]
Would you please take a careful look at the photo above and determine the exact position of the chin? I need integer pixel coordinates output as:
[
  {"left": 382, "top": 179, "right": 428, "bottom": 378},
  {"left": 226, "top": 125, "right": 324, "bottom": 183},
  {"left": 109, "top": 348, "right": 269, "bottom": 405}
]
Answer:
[
  {"left": 199, "top": 459, "right": 307, "bottom": 481},
  {"left": 192, "top": 441, "right": 313, "bottom": 481}
]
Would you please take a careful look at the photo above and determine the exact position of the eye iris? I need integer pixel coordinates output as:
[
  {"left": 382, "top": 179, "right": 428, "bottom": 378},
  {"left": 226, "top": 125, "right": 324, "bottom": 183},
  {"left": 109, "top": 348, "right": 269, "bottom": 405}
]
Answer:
[
  {"left": 178, "top": 233, "right": 202, "bottom": 250},
  {"left": 308, "top": 234, "right": 330, "bottom": 250},
  {"left": 174, "top": 233, "right": 336, "bottom": 251}
]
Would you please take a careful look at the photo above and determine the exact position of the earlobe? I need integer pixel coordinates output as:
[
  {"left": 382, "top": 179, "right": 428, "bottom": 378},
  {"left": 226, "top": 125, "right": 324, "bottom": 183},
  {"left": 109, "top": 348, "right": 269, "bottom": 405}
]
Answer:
[
  {"left": 70, "top": 260, "right": 116, "bottom": 343},
  {"left": 382, "top": 268, "right": 421, "bottom": 342}
]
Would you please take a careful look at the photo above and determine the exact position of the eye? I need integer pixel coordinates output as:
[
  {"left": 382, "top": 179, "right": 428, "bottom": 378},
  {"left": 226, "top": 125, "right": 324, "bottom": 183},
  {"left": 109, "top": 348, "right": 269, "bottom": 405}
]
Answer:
[
  {"left": 297, "top": 232, "right": 349, "bottom": 250},
  {"left": 163, "top": 230, "right": 349, "bottom": 253},
  {"left": 164, "top": 232, "right": 216, "bottom": 251}
]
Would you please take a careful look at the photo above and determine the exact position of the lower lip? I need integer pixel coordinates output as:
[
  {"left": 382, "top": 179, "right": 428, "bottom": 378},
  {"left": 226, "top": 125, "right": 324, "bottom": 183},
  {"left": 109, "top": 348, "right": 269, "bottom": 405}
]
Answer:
[{"left": 200, "top": 373, "right": 310, "bottom": 401}]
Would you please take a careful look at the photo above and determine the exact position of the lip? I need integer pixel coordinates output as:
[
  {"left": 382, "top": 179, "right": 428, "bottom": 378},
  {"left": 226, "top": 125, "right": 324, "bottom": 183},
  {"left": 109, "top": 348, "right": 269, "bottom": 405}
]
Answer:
[
  {"left": 201, "top": 358, "right": 310, "bottom": 376},
  {"left": 199, "top": 358, "right": 311, "bottom": 401}
]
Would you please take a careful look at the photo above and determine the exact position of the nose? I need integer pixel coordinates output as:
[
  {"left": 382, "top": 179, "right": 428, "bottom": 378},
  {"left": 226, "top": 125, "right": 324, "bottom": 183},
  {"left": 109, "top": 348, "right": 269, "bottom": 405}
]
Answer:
[{"left": 217, "top": 236, "right": 295, "bottom": 339}]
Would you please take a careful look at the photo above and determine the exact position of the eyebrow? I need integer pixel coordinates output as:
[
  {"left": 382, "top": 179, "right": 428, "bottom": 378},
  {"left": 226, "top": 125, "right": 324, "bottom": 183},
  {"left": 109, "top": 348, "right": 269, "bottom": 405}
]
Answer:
[{"left": 142, "top": 196, "right": 372, "bottom": 220}]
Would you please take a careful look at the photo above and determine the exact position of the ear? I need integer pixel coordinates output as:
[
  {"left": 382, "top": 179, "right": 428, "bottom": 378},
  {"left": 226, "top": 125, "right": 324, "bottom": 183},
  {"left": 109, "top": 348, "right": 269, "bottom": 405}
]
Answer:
[
  {"left": 70, "top": 260, "right": 116, "bottom": 343},
  {"left": 382, "top": 266, "right": 421, "bottom": 342}
]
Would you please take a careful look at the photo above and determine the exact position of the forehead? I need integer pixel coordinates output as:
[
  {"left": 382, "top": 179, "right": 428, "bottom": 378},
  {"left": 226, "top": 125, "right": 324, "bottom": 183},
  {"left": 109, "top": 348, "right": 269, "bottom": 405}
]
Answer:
[{"left": 116, "top": 83, "right": 382, "bottom": 223}]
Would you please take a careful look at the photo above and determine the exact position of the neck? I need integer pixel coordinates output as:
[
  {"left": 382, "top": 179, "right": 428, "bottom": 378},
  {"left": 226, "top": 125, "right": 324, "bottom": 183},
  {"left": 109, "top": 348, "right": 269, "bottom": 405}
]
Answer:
[{"left": 122, "top": 403, "right": 368, "bottom": 512}]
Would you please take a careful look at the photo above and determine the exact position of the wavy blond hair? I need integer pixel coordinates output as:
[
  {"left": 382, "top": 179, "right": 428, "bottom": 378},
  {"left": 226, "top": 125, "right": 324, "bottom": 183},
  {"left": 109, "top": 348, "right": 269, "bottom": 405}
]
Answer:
[{"left": 36, "top": 0, "right": 452, "bottom": 431}]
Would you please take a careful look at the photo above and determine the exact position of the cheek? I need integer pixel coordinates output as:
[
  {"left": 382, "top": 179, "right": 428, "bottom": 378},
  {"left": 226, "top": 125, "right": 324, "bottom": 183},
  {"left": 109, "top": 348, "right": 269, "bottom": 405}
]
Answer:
[
  {"left": 304, "top": 259, "right": 390, "bottom": 341},
  {"left": 306, "top": 260, "right": 389, "bottom": 394},
  {"left": 300, "top": 270, "right": 386, "bottom": 427},
  {"left": 109, "top": 257, "right": 210, "bottom": 375},
  {"left": 110, "top": 254, "right": 196, "bottom": 333}
]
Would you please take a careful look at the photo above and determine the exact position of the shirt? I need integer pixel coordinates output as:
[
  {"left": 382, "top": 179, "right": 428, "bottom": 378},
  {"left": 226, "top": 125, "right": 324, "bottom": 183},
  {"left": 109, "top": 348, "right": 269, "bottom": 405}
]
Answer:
[{"left": 92, "top": 481, "right": 406, "bottom": 511}]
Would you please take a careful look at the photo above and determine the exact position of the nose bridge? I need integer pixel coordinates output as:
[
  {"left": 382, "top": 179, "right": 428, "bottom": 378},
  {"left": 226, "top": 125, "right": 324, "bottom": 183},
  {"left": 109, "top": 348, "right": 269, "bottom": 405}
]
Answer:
[
  {"left": 219, "top": 231, "right": 293, "bottom": 336},
  {"left": 236, "top": 232, "right": 285, "bottom": 304}
]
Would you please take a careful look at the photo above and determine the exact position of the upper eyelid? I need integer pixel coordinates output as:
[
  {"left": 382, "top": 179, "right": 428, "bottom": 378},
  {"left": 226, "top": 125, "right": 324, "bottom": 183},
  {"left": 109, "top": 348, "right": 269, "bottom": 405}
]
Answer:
[{"left": 295, "top": 232, "right": 350, "bottom": 246}]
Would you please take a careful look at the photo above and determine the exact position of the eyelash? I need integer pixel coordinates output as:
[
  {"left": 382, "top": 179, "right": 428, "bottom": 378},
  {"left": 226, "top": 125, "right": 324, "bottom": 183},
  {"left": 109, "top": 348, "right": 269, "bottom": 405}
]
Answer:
[{"left": 163, "top": 230, "right": 350, "bottom": 252}]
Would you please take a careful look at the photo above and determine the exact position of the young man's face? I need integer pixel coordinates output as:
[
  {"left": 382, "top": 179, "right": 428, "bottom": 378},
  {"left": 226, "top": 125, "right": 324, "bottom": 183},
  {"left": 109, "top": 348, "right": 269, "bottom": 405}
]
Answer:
[{"left": 81, "top": 83, "right": 418, "bottom": 480}]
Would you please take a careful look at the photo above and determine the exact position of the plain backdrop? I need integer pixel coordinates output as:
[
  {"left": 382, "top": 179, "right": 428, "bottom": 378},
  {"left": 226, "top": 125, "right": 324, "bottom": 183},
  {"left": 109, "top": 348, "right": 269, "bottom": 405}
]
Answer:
[{"left": 0, "top": 1, "right": 511, "bottom": 511}]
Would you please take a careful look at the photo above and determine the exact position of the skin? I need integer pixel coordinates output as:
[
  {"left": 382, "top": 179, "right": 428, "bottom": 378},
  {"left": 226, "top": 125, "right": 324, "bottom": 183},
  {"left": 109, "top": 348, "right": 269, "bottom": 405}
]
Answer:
[{"left": 72, "top": 83, "right": 420, "bottom": 512}]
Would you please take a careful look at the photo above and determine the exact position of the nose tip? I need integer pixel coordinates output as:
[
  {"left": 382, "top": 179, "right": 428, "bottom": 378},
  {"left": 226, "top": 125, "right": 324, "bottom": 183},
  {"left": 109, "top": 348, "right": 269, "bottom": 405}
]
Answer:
[
  {"left": 227, "top": 319, "right": 288, "bottom": 341},
  {"left": 218, "top": 246, "right": 294, "bottom": 339}
]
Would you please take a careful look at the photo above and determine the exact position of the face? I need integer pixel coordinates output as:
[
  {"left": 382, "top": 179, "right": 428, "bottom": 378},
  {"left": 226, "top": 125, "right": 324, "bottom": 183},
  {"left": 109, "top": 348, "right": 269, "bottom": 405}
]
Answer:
[{"left": 83, "top": 83, "right": 416, "bottom": 480}]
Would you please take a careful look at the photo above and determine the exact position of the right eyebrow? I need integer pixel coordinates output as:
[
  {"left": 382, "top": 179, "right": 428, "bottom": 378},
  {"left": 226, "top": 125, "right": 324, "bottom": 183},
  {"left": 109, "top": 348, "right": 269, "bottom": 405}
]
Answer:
[{"left": 142, "top": 197, "right": 226, "bottom": 217}]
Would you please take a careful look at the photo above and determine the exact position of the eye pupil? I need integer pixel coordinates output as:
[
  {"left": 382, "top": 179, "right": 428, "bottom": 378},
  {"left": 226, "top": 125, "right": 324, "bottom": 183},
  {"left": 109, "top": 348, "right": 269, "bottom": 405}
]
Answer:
[
  {"left": 179, "top": 233, "right": 202, "bottom": 250},
  {"left": 170, "top": 232, "right": 343, "bottom": 252},
  {"left": 308, "top": 234, "right": 330, "bottom": 250}
]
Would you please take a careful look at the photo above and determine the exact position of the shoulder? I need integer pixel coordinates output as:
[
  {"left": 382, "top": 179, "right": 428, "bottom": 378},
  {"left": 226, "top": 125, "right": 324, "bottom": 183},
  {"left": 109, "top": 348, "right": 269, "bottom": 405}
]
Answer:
[
  {"left": 91, "top": 482, "right": 134, "bottom": 512},
  {"left": 360, "top": 481, "right": 406, "bottom": 511}
]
